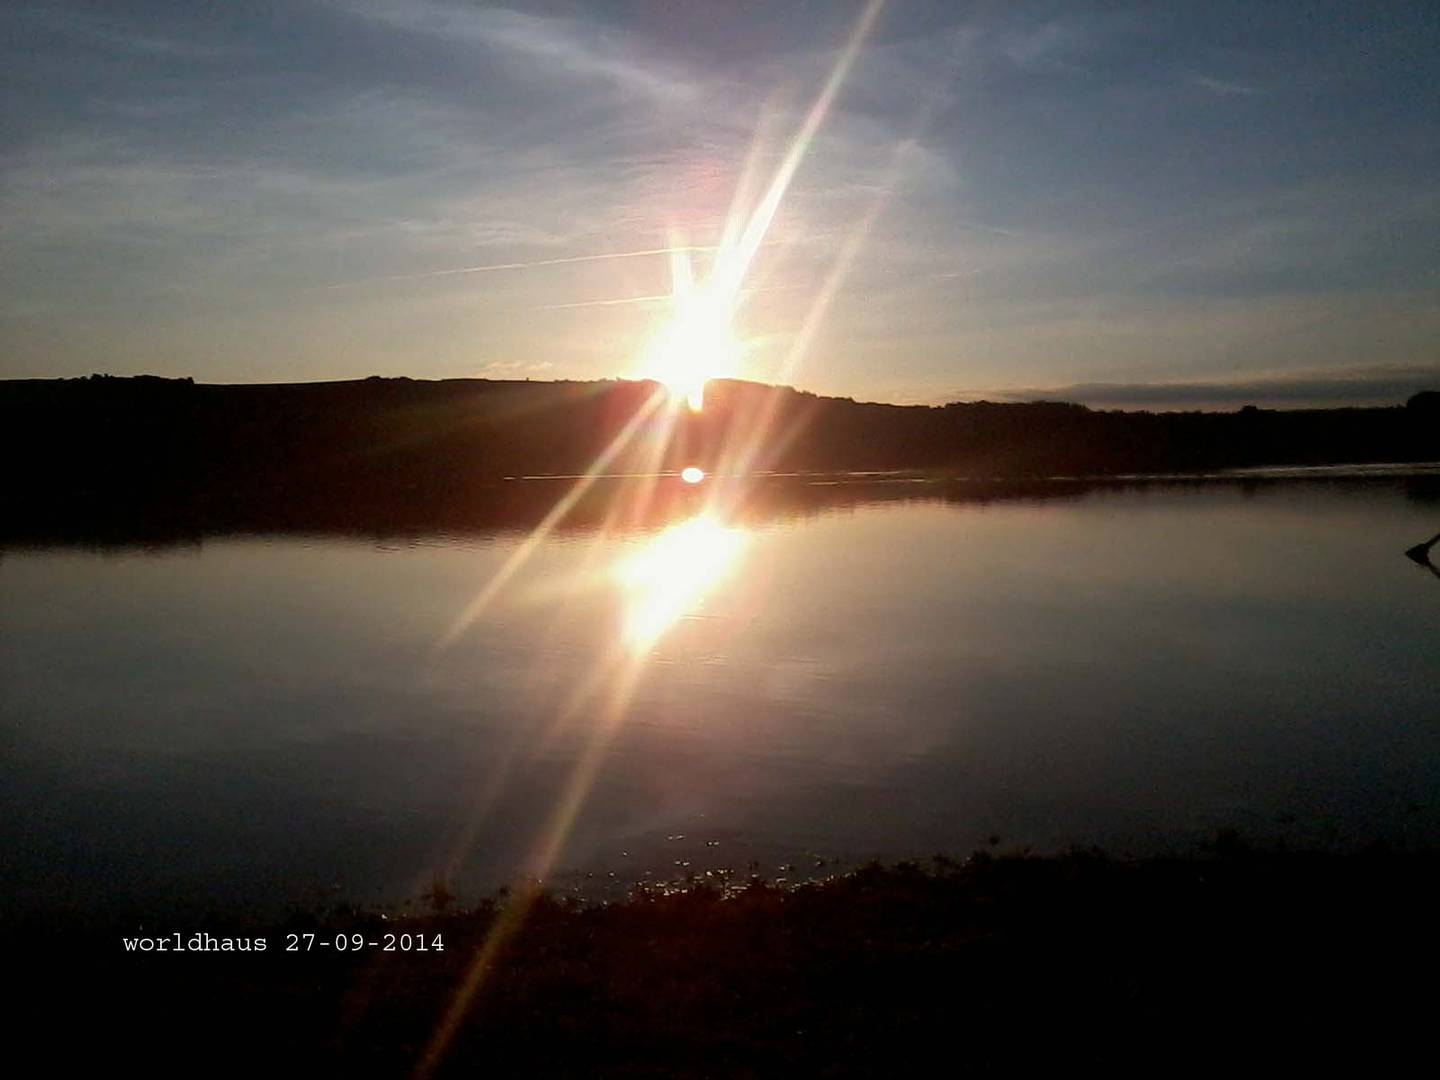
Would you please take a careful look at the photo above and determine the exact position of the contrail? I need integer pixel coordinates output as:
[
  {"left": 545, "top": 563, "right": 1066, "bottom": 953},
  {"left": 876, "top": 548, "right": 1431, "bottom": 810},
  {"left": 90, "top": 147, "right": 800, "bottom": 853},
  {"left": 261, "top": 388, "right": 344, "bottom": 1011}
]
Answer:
[
  {"left": 537, "top": 292, "right": 673, "bottom": 311},
  {"left": 536, "top": 281, "right": 805, "bottom": 311},
  {"left": 323, "top": 245, "right": 721, "bottom": 290}
]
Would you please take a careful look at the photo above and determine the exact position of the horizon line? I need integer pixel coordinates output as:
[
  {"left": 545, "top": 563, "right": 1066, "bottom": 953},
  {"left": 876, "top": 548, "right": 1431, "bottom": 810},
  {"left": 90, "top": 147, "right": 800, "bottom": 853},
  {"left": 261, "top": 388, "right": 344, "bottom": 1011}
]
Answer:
[{"left": 7, "top": 370, "right": 1436, "bottom": 415}]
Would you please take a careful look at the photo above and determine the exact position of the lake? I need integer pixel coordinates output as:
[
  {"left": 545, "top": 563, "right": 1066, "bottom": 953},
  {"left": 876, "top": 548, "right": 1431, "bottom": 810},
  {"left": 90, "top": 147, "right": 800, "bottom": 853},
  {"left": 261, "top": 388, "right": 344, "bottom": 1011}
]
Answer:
[{"left": 3, "top": 470, "right": 1438, "bottom": 918}]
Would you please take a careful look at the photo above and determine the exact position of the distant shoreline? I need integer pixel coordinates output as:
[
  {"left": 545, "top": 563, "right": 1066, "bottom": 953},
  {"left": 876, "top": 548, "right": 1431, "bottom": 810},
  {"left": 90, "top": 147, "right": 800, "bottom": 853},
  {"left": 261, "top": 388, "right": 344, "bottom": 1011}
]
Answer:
[
  {"left": 5, "top": 375, "right": 1436, "bottom": 542},
  {"left": 5, "top": 465, "right": 1437, "bottom": 549}
]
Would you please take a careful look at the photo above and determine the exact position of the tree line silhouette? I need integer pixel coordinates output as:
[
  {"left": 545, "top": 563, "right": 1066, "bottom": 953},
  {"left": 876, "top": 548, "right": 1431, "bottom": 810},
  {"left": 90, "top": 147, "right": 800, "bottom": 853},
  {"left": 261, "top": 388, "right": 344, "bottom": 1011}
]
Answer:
[{"left": 4, "top": 374, "right": 1436, "bottom": 533}]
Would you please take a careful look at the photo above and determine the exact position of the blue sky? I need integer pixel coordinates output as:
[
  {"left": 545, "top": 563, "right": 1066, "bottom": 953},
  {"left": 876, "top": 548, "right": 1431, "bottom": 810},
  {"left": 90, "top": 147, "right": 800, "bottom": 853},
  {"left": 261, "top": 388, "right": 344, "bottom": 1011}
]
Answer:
[{"left": 2, "top": 1, "right": 1436, "bottom": 407}]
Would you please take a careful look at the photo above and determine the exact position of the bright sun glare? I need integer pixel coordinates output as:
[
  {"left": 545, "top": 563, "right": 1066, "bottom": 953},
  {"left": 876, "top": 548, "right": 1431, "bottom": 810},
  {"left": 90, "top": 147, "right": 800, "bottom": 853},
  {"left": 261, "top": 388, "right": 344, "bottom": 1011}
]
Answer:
[{"left": 639, "top": 279, "right": 739, "bottom": 412}]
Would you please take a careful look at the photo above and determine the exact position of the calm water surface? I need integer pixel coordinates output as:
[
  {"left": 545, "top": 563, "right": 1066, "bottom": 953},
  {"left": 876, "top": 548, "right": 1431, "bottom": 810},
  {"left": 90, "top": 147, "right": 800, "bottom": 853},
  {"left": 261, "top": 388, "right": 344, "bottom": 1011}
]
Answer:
[{"left": 3, "top": 475, "right": 1438, "bottom": 916}]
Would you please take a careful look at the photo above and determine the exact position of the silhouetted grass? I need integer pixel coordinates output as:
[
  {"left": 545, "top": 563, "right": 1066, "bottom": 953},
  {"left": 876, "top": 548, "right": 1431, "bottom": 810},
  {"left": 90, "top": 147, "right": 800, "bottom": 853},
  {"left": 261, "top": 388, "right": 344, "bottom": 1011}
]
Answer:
[{"left": 11, "top": 844, "right": 1438, "bottom": 1075}]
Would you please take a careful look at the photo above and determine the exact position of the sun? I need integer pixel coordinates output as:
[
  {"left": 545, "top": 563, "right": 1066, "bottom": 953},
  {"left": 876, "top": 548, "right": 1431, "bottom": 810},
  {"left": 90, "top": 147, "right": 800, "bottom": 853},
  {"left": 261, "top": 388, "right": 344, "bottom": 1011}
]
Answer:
[{"left": 637, "top": 250, "right": 740, "bottom": 412}]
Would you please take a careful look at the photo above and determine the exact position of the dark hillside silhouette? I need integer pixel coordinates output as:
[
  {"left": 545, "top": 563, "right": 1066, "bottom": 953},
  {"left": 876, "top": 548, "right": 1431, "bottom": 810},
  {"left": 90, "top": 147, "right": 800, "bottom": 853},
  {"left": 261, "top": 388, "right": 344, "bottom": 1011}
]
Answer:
[{"left": 3, "top": 374, "right": 1436, "bottom": 534}]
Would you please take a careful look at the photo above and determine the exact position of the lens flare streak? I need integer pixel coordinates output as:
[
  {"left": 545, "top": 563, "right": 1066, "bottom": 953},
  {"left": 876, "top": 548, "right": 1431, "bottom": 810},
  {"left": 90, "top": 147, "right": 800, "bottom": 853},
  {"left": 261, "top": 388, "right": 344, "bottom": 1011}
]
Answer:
[
  {"left": 420, "top": 5, "right": 887, "bottom": 1075},
  {"left": 638, "top": 0, "right": 887, "bottom": 412}
]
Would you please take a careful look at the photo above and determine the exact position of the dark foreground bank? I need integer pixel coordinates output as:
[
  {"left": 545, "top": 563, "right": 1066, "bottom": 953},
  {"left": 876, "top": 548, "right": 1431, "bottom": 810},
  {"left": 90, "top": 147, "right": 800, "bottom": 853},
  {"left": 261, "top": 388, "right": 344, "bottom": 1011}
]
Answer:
[{"left": 12, "top": 846, "right": 1439, "bottom": 1076}]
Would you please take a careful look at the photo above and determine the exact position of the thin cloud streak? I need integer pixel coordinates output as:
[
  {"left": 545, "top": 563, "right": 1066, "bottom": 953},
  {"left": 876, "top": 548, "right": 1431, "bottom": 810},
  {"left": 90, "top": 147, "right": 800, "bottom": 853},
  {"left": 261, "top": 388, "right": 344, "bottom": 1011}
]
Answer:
[
  {"left": 536, "top": 292, "right": 672, "bottom": 311},
  {"left": 538, "top": 281, "right": 804, "bottom": 312},
  {"left": 322, "top": 245, "right": 724, "bottom": 290}
]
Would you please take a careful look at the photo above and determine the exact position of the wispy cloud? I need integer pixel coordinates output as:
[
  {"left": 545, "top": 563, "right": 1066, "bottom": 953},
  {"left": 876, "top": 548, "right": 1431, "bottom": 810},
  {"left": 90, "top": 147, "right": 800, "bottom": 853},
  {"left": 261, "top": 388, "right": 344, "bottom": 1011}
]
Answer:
[
  {"left": 333, "top": 0, "right": 699, "bottom": 105},
  {"left": 324, "top": 245, "right": 724, "bottom": 290},
  {"left": 1000, "top": 19, "right": 1087, "bottom": 72},
  {"left": 10, "top": 3, "right": 239, "bottom": 59},
  {"left": 1188, "top": 73, "right": 1259, "bottom": 96},
  {"left": 957, "top": 365, "right": 1440, "bottom": 410}
]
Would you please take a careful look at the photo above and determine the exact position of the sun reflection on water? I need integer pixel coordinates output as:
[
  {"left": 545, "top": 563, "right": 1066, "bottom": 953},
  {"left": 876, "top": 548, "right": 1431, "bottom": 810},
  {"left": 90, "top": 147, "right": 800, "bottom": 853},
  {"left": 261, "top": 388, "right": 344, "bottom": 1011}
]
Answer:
[{"left": 615, "top": 513, "right": 748, "bottom": 653}]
